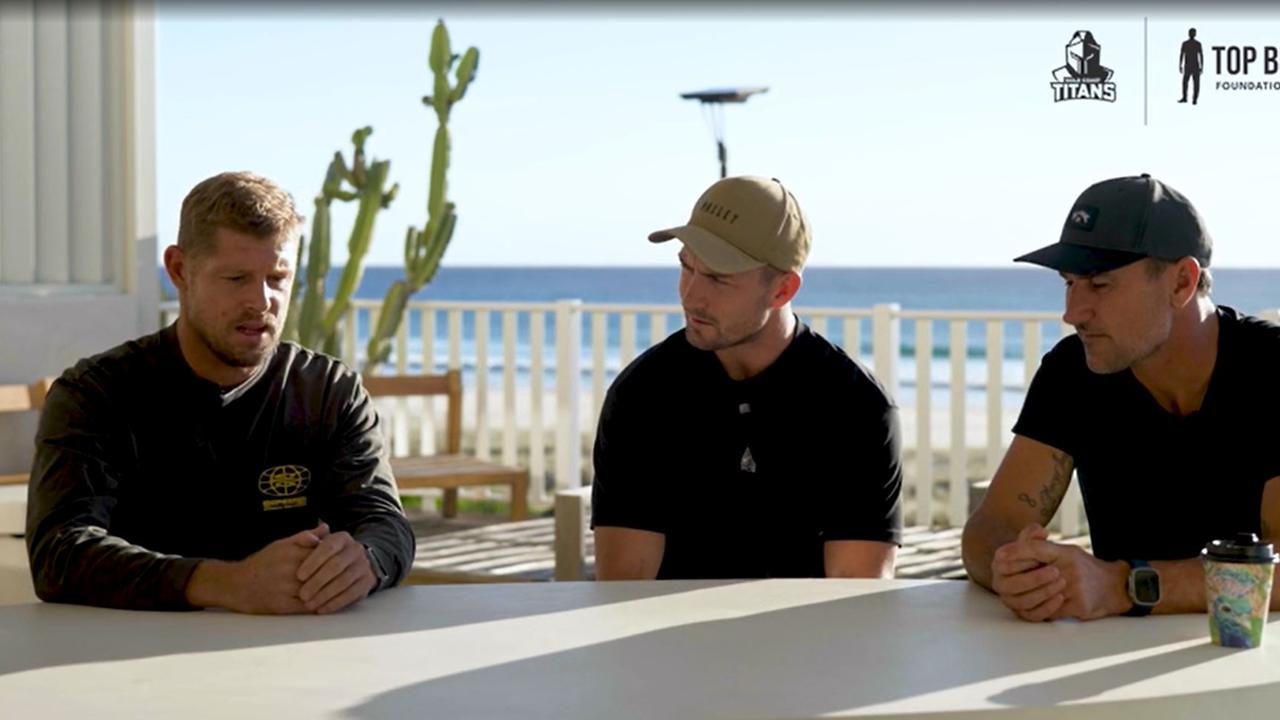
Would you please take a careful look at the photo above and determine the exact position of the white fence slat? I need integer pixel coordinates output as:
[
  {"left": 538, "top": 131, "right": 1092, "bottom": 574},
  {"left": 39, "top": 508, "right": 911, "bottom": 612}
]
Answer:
[
  {"left": 872, "top": 304, "right": 901, "bottom": 398},
  {"left": 810, "top": 315, "right": 827, "bottom": 339},
  {"left": 502, "top": 310, "right": 517, "bottom": 467},
  {"left": 420, "top": 308, "right": 436, "bottom": 454},
  {"left": 620, "top": 313, "right": 637, "bottom": 367},
  {"left": 587, "top": 312, "right": 607, "bottom": 484},
  {"left": 843, "top": 317, "right": 861, "bottom": 362},
  {"left": 1023, "top": 321, "right": 1042, "bottom": 387},
  {"left": 447, "top": 309, "right": 462, "bottom": 370},
  {"left": 986, "top": 321, "right": 1004, "bottom": 475},
  {"left": 649, "top": 311, "right": 667, "bottom": 349},
  {"left": 475, "top": 310, "right": 490, "bottom": 460},
  {"left": 343, "top": 305, "right": 357, "bottom": 367},
  {"left": 395, "top": 309, "right": 408, "bottom": 374},
  {"left": 530, "top": 311, "right": 546, "bottom": 503},
  {"left": 1059, "top": 473, "right": 1083, "bottom": 536},
  {"left": 555, "top": 300, "right": 582, "bottom": 490},
  {"left": 915, "top": 319, "right": 933, "bottom": 527},
  {"left": 949, "top": 320, "right": 967, "bottom": 526}
]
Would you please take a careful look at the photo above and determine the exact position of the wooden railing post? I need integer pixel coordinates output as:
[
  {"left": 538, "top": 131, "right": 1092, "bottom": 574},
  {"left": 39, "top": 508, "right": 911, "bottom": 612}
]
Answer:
[
  {"left": 872, "top": 303, "right": 901, "bottom": 400},
  {"left": 555, "top": 299, "right": 583, "bottom": 491}
]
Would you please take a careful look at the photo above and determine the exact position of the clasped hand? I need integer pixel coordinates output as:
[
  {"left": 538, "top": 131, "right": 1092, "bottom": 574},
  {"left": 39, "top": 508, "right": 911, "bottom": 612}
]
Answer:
[
  {"left": 229, "top": 521, "right": 376, "bottom": 615},
  {"left": 990, "top": 523, "right": 1127, "bottom": 622}
]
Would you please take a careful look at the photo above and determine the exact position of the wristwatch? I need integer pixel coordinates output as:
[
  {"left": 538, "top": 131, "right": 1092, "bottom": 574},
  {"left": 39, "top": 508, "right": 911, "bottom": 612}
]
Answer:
[
  {"left": 1123, "top": 559, "right": 1160, "bottom": 616},
  {"left": 363, "top": 544, "right": 390, "bottom": 593}
]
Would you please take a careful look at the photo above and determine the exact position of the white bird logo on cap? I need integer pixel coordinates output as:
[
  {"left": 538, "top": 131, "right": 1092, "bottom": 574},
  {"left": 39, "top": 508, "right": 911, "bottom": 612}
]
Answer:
[{"left": 1070, "top": 209, "right": 1091, "bottom": 225}]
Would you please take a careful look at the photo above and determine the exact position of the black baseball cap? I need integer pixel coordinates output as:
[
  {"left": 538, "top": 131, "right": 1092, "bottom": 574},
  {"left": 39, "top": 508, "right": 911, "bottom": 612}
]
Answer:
[{"left": 1014, "top": 174, "right": 1213, "bottom": 275}]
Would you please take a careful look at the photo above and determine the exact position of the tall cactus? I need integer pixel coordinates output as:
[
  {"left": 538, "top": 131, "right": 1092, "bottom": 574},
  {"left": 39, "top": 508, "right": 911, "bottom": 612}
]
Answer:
[
  {"left": 364, "top": 19, "right": 478, "bottom": 372},
  {"left": 284, "top": 128, "right": 399, "bottom": 356}
]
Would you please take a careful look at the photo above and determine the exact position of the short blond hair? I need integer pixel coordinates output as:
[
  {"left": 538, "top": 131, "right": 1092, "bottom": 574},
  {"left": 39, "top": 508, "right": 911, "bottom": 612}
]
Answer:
[{"left": 177, "top": 171, "right": 303, "bottom": 262}]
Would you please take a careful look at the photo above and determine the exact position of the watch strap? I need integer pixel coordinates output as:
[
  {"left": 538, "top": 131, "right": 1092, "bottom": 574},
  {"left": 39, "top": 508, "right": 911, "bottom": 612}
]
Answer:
[{"left": 363, "top": 543, "right": 390, "bottom": 593}]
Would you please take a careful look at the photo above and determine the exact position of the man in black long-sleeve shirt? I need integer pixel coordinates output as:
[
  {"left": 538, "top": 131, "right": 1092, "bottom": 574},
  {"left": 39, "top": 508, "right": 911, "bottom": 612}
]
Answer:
[{"left": 26, "top": 171, "right": 415, "bottom": 613}]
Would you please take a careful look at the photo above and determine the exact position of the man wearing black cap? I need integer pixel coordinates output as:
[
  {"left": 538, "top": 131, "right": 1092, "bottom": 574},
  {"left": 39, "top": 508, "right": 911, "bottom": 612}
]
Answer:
[
  {"left": 590, "top": 176, "right": 903, "bottom": 580},
  {"left": 962, "top": 174, "right": 1280, "bottom": 621}
]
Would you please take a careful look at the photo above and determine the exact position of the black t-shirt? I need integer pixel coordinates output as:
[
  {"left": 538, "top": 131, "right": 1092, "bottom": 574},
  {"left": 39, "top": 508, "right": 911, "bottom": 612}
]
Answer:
[
  {"left": 591, "top": 322, "right": 903, "bottom": 579},
  {"left": 25, "top": 323, "right": 416, "bottom": 610},
  {"left": 1013, "top": 306, "right": 1280, "bottom": 562}
]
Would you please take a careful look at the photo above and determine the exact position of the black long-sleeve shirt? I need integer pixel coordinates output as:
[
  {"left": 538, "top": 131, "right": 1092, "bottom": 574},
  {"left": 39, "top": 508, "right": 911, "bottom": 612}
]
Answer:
[{"left": 26, "top": 323, "right": 415, "bottom": 610}]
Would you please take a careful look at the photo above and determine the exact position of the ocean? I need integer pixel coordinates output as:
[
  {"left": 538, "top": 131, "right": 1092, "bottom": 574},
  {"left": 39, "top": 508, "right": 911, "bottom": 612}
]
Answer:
[{"left": 160, "top": 266, "right": 1280, "bottom": 405}]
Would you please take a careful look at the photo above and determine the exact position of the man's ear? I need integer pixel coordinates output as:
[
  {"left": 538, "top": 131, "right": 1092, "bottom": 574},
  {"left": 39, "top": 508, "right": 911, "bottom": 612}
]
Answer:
[
  {"left": 164, "top": 245, "right": 190, "bottom": 294},
  {"left": 1169, "top": 257, "right": 1200, "bottom": 308},
  {"left": 771, "top": 271, "right": 802, "bottom": 309}
]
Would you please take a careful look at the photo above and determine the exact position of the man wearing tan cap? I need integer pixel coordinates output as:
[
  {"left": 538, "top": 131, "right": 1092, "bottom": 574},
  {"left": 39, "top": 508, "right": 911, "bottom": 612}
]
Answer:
[{"left": 590, "top": 176, "right": 903, "bottom": 580}]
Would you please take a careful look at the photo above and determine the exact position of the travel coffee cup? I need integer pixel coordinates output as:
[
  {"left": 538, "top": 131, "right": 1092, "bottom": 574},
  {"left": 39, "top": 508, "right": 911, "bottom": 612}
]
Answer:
[{"left": 1201, "top": 533, "right": 1278, "bottom": 649}]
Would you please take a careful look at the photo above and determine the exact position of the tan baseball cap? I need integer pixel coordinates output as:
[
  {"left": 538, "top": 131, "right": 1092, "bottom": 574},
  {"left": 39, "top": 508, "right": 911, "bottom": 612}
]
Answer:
[{"left": 648, "top": 175, "right": 810, "bottom": 274}]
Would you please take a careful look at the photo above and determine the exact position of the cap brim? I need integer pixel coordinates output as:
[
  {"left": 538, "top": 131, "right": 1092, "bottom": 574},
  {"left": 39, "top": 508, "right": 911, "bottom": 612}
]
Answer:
[
  {"left": 648, "top": 224, "right": 766, "bottom": 274},
  {"left": 1014, "top": 243, "right": 1149, "bottom": 275}
]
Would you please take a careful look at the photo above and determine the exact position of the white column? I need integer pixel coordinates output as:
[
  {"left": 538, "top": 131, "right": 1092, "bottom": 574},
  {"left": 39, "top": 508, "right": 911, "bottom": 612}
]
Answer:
[
  {"left": 34, "top": 1, "right": 70, "bottom": 284},
  {"left": 68, "top": 2, "right": 105, "bottom": 284},
  {"left": 102, "top": 2, "right": 126, "bottom": 287},
  {"left": 129, "top": 0, "right": 157, "bottom": 325},
  {"left": 0, "top": 1, "right": 38, "bottom": 284}
]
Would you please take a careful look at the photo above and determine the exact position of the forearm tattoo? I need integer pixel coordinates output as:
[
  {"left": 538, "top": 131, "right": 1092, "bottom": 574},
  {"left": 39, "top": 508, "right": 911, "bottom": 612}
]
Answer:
[{"left": 1027, "top": 451, "right": 1073, "bottom": 525}]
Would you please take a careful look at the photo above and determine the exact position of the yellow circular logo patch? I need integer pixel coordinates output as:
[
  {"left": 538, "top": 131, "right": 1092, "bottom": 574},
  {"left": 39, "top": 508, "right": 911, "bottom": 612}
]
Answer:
[{"left": 258, "top": 465, "right": 311, "bottom": 497}]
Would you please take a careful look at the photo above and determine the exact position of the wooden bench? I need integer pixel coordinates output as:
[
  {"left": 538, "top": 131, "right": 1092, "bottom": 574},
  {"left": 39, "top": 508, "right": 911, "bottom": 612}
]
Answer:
[
  {"left": 362, "top": 370, "right": 529, "bottom": 521},
  {"left": 0, "top": 377, "right": 54, "bottom": 487}
]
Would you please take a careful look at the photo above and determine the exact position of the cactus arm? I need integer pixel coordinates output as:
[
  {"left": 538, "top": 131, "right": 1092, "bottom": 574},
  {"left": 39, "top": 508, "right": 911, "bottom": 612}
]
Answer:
[
  {"left": 321, "top": 159, "right": 391, "bottom": 334},
  {"left": 450, "top": 48, "right": 479, "bottom": 103},
  {"left": 281, "top": 229, "right": 308, "bottom": 342},
  {"left": 362, "top": 21, "right": 476, "bottom": 374},
  {"left": 296, "top": 193, "right": 332, "bottom": 348}
]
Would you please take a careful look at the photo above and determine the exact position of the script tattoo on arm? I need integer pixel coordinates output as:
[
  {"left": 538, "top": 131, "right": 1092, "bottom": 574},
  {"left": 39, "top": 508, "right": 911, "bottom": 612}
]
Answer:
[{"left": 1033, "top": 451, "right": 1073, "bottom": 525}]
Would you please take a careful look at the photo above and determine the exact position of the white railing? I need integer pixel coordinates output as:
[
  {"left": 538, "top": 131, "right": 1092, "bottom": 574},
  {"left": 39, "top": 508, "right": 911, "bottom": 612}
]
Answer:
[{"left": 162, "top": 299, "right": 1155, "bottom": 531}]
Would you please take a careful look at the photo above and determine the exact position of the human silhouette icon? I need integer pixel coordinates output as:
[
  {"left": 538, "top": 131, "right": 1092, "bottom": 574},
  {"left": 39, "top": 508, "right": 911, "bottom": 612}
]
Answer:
[{"left": 1180, "top": 28, "right": 1203, "bottom": 104}]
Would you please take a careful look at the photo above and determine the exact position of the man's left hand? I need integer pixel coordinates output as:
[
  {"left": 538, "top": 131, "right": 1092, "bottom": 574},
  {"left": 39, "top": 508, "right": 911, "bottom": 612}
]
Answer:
[
  {"left": 1002, "top": 539, "right": 1131, "bottom": 621},
  {"left": 295, "top": 523, "right": 377, "bottom": 614}
]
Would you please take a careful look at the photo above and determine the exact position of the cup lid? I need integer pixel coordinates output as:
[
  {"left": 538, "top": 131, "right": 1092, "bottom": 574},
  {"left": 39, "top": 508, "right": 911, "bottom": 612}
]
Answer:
[{"left": 1202, "top": 533, "right": 1278, "bottom": 564}]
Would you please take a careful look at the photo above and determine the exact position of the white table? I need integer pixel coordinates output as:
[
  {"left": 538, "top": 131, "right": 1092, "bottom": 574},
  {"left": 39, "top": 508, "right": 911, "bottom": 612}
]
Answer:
[{"left": 1, "top": 579, "right": 1278, "bottom": 719}]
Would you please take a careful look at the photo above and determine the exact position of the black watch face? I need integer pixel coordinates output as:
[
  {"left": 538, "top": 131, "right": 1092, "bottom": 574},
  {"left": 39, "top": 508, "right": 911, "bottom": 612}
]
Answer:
[{"left": 1132, "top": 567, "right": 1160, "bottom": 605}]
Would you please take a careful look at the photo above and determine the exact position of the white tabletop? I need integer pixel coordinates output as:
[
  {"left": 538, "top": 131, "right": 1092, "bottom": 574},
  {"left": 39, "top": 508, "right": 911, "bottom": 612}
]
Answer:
[{"left": 1, "top": 579, "right": 1278, "bottom": 719}]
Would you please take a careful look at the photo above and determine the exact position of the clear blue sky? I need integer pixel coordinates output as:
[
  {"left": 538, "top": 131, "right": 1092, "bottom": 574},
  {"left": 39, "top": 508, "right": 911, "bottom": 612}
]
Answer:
[{"left": 156, "top": 7, "right": 1280, "bottom": 268}]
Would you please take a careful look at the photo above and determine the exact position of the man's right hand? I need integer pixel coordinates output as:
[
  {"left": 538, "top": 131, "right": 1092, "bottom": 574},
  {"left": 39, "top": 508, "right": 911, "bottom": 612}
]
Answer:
[
  {"left": 185, "top": 523, "right": 330, "bottom": 614},
  {"left": 990, "top": 523, "right": 1068, "bottom": 622}
]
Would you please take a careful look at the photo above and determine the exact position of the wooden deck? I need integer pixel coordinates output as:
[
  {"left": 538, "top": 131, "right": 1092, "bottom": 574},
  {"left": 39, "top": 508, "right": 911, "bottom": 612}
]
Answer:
[{"left": 408, "top": 515, "right": 1091, "bottom": 584}]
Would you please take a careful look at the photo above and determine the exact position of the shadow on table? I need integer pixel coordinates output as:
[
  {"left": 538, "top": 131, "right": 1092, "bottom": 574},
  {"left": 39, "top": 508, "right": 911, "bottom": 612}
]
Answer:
[
  {"left": 340, "top": 583, "right": 1216, "bottom": 719},
  {"left": 0, "top": 580, "right": 721, "bottom": 678},
  {"left": 989, "top": 615, "right": 1280, "bottom": 708},
  {"left": 989, "top": 643, "right": 1219, "bottom": 707}
]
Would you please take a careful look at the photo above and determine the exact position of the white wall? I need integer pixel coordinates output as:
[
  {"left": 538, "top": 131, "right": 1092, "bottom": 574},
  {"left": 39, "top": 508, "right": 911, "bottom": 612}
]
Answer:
[{"left": 0, "top": 1, "right": 155, "bottom": 476}]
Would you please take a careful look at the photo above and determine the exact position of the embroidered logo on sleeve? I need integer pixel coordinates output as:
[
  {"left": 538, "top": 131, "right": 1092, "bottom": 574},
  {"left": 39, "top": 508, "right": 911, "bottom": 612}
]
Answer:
[{"left": 258, "top": 465, "right": 311, "bottom": 511}]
